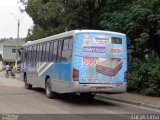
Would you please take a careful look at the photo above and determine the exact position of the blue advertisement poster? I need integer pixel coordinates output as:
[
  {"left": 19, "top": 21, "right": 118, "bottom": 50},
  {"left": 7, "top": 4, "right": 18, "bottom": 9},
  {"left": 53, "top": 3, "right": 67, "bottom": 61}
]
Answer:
[{"left": 73, "top": 32, "right": 127, "bottom": 84}]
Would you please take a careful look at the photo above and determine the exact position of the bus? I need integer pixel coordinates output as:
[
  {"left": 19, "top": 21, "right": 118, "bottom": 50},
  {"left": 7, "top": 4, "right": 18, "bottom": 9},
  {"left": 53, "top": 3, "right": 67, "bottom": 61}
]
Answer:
[{"left": 20, "top": 30, "right": 127, "bottom": 99}]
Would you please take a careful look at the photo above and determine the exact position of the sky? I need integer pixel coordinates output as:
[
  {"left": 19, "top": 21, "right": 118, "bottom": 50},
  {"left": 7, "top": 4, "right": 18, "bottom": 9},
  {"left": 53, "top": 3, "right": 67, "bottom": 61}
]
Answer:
[{"left": 0, "top": 0, "right": 33, "bottom": 39}]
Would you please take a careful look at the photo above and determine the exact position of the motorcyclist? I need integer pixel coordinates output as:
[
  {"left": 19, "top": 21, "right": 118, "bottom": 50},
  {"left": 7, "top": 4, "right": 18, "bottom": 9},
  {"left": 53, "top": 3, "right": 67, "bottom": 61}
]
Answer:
[
  {"left": 5, "top": 64, "right": 10, "bottom": 78},
  {"left": 5, "top": 64, "right": 10, "bottom": 74}
]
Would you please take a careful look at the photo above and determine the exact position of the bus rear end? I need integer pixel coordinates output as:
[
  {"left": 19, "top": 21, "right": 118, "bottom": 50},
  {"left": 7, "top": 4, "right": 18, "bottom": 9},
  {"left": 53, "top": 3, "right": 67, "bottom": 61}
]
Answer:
[{"left": 72, "top": 30, "right": 127, "bottom": 94}]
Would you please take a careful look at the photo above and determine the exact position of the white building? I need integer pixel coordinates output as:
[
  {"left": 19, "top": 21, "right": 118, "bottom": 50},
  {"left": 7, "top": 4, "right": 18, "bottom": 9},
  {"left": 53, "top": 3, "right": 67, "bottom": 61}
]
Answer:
[
  {"left": 2, "top": 40, "right": 24, "bottom": 65},
  {"left": 0, "top": 43, "right": 3, "bottom": 57}
]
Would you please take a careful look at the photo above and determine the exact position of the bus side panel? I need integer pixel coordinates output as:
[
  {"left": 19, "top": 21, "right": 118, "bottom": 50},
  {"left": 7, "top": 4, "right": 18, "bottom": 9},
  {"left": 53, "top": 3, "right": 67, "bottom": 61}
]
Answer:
[
  {"left": 40, "top": 62, "right": 61, "bottom": 80},
  {"left": 60, "top": 58, "right": 72, "bottom": 82},
  {"left": 41, "top": 59, "right": 72, "bottom": 82},
  {"left": 38, "top": 59, "right": 72, "bottom": 93}
]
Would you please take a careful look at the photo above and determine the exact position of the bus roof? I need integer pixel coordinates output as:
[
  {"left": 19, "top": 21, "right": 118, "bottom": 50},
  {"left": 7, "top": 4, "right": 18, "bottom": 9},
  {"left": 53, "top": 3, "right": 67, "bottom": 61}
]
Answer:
[{"left": 23, "top": 30, "right": 125, "bottom": 47}]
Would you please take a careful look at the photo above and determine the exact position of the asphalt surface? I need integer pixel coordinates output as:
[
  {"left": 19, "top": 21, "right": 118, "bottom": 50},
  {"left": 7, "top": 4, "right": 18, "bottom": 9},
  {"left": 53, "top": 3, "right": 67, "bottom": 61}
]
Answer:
[{"left": 0, "top": 72, "right": 160, "bottom": 120}]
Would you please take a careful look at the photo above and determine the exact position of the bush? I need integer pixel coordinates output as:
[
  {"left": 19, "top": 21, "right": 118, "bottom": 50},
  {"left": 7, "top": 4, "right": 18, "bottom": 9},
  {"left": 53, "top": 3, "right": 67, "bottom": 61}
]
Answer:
[
  {"left": 0, "top": 54, "right": 2, "bottom": 61},
  {"left": 128, "top": 58, "right": 160, "bottom": 96}
]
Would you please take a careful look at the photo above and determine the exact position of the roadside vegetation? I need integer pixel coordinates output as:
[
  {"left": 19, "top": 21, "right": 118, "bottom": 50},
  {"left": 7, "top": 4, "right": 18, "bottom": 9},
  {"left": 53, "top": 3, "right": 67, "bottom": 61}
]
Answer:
[{"left": 20, "top": 0, "right": 160, "bottom": 96}]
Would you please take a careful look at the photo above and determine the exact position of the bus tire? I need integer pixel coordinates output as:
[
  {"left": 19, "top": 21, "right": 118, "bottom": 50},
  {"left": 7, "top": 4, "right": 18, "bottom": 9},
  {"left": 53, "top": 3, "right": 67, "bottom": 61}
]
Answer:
[
  {"left": 80, "top": 93, "right": 95, "bottom": 99},
  {"left": 45, "top": 79, "right": 57, "bottom": 99},
  {"left": 5, "top": 73, "right": 9, "bottom": 78},
  {"left": 24, "top": 75, "right": 32, "bottom": 89}
]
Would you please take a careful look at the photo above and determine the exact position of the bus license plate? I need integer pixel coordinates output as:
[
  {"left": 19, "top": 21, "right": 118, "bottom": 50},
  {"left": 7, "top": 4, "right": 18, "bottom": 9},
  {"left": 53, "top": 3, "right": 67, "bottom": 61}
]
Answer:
[
  {"left": 82, "top": 78, "right": 99, "bottom": 83},
  {"left": 96, "top": 87, "right": 106, "bottom": 91}
]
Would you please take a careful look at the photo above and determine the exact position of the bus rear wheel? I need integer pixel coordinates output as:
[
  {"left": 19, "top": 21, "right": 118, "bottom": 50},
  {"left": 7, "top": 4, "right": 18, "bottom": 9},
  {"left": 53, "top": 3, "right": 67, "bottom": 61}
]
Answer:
[
  {"left": 45, "top": 79, "right": 57, "bottom": 99},
  {"left": 80, "top": 93, "right": 95, "bottom": 99},
  {"left": 24, "top": 75, "right": 32, "bottom": 89}
]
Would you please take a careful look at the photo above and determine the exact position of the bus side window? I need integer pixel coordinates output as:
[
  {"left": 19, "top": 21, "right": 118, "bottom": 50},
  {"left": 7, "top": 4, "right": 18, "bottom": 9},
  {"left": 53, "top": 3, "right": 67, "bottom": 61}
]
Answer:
[
  {"left": 27, "top": 47, "right": 30, "bottom": 62},
  {"left": 61, "top": 38, "right": 73, "bottom": 61},
  {"left": 63, "top": 39, "right": 69, "bottom": 50},
  {"left": 69, "top": 38, "right": 73, "bottom": 50},
  {"left": 41, "top": 44, "right": 44, "bottom": 62},
  {"left": 28, "top": 47, "right": 31, "bottom": 62},
  {"left": 25, "top": 48, "right": 28, "bottom": 62},
  {"left": 42, "top": 43, "right": 46, "bottom": 62},
  {"left": 27, "top": 47, "right": 29, "bottom": 61},
  {"left": 29, "top": 46, "right": 33, "bottom": 62},
  {"left": 49, "top": 42, "right": 54, "bottom": 62},
  {"left": 21, "top": 49, "right": 24, "bottom": 62},
  {"left": 53, "top": 41, "right": 58, "bottom": 62},
  {"left": 57, "top": 40, "right": 63, "bottom": 61},
  {"left": 46, "top": 42, "right": 50, "bottom": 62},
  {"left": 28, "top": 47, "right": 30, "bottom": 61},
  {"left": 39, "top": 44, "right": 43, "bottom": 62},
  {"left": 36, "top": 45, "right": 40, "bottom": 62},
  {"left": 31, "top": 46, "right": 34, "bottom": 62},
  {"left": 33, "top": 45, "right": 37, "bottom": 62}
]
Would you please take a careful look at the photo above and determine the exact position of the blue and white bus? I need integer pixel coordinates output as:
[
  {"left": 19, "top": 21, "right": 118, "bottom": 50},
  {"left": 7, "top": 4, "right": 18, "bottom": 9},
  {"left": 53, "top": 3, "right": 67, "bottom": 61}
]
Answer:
[{"left": 20, "top": 30, "right": 127, "bottom": 98}]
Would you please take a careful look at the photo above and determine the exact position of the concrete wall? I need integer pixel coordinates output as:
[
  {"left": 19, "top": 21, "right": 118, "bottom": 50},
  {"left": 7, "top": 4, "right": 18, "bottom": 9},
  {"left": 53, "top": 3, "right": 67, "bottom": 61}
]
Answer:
[
  {"left": 3, "top": 46, "right": 20, "bottom": 63},
  {"left": 0, "top": 61, "right": 2, "bottom": 70},
  {"left": 0, "top": 44, "right": 3, "bottom": 57}
]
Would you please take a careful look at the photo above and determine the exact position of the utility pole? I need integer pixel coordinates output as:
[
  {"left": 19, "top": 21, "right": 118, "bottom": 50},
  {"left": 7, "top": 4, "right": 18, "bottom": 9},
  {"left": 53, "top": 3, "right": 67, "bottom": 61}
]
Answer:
[
  {"left": 15, "top": 19, "right": 20, "bottom": 70},
  {"left": 10, "top": 13, "right": 25, "bottom": 70}
]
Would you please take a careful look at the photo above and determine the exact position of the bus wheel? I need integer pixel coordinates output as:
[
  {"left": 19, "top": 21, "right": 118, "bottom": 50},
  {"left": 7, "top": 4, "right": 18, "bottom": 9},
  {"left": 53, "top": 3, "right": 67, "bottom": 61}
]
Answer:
[
  {"left": 80, "top": 93, "right": 95, "bottom": 99},
  {"left": 24, "top": 75, "right": 32, "bottom": 89},
  {"left": 45, "top": 79, "right": 57, "bottom": 99}
]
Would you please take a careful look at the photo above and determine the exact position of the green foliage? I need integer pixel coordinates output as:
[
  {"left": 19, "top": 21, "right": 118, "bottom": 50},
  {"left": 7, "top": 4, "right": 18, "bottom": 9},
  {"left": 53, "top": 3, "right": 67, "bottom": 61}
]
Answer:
[
  {"left": 24, "top": 0, "right": 66, "bottom": 40},
  {"left": 9, "top": 63, "right": 15, "bottom": 70},
  {"left": 100, "top": 0, "right": 160, "bottom": 58},
  {"left": 0, "top": 54, "right": 2, "bottom": 61},
  {"left": 64, "top": 0, "right": 105, "bottom": 30},
  {"left": 23, "top": 0, "right": 105, "bottom": 40},
  {"left": 128, "top": 58, "right": 160, "bottom": 96}
]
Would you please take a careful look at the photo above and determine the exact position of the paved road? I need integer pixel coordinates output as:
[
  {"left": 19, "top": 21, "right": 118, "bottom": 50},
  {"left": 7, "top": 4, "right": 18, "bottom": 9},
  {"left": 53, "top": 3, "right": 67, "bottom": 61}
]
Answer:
[{"left": 0, "top": 72, "right": 159, "bottom": 120}]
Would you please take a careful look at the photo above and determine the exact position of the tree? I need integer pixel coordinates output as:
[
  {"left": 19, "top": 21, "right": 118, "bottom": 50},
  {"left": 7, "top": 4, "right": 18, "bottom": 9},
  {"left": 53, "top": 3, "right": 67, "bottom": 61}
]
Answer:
[
  {"left": 19, "top": 0, "right": 66, "bottom": 41},
  {"left": 100, "top": 0, "right": 160, "bottom": 59},
  {"left": 20, "top": 0, "right": 106, "bottom": 40},
  {"left": 63, "top": 0, "right": 106, "bottom": 30}
]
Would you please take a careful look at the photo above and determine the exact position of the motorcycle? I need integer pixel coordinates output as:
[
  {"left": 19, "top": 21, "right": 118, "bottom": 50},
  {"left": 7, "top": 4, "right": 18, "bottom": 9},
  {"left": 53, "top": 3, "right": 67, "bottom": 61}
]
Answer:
[
  {"left": 5, "top": 70, "right": 15, "bottom": 78},
  {"left": 10, "top": 71, "right": 15, "bottom": 78}
]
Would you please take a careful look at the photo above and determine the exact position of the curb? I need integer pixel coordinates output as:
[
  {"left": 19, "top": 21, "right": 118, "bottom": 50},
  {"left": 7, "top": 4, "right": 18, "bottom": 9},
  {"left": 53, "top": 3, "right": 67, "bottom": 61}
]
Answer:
[{"left": 96, "top": 94, "right": 160, "bottom": 111}]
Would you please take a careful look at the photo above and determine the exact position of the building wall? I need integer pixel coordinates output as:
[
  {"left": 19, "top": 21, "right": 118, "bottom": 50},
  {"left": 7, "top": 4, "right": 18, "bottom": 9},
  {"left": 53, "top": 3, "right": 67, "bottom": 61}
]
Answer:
[
  {"left": 3, "top": 46, "right": 21, "bottom": 63},
  {"left": 0, "top": 61, "right": 2, "bottom": 70},
  {"left": 2, "top": 40, "right": 24, "bottom": 64},
  {"left": 0, "top": 44, "right": 3, "bottom": 57}
]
